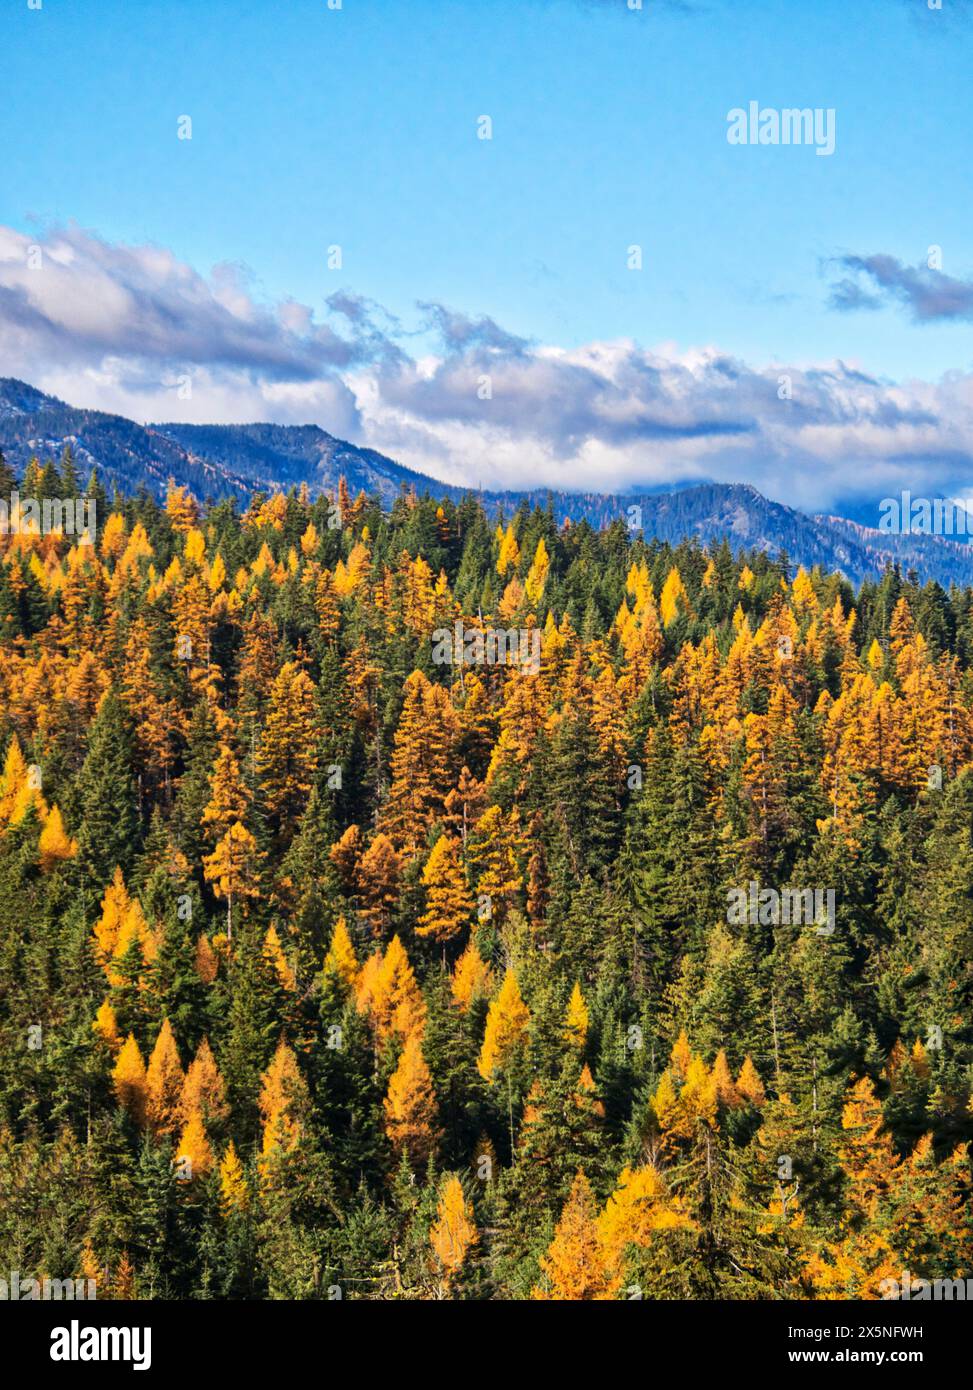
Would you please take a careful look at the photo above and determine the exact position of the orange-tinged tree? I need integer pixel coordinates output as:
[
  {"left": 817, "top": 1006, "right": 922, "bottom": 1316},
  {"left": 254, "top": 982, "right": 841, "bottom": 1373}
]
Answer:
[
  {"left": 179, "top": 1037, "right": 229, "bottom": 1129},
  {"left": 477, "top": 970, "right": 530, "bottom": 1081},
  {"left": 563, "top": 982, "right": 589, "bottom": 1048},
  {"left": 176, "top": 1113, "right": 214, "bottom": 1180},
  {"left": 533, "top": 1171, "right": 619, "bottom": 1300},
  {"left": 328, "top": 823, "right": 362, "bottom": 890},
  {"left": 112, "top": 1034, "right": 148, "bottom": 1128},
  {"left": 430, "top": 1175, "right": 478, "bottom": 1283},
  {"left": 359, "top": 935, "right": 427, "bottom": 1043},
  {"left": 256, "top": 661, "right": 320, "bottom": 832},
  {"left": 736, "top": 1055, "right": 766, "bottom": 1106},
  {"left": 711, "top": 1049, "right": 739, "bottom": 1107},
  {"left": 145, "top": 1019, "right": 186, "bottom": 1137},
  {"left": 417, "top": 834, "right": 473, "bottom": 943},
  {"left": 322, "top": 916, "right": 359, "bottom": 990},
  {"left": 357, "top": 833, "right": 402, "bottom": 937},
  {"left": 383, "top": 1033, "right": 440, "bottom": 1167},
  {"left": 451, "top": 940, "right": 495, "bottom": 1011},
  {"left": 219, "top": 1141, "right": 249, "bottom": 1213},
  {"left": 258, "top": 1040, "right": 309, "bottom": 1159}
]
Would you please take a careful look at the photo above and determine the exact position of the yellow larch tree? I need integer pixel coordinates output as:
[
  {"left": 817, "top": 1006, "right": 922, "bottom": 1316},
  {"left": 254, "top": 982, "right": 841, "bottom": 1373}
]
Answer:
[
  {"left": 165, "top": 481, "right": 199, "bottom": 533},
  {"left": 477, "top": 969, "right": 530, "bottom": 1081},
  {"left": 563, "top": 982, "right": 589, "bottom": 1049},
  {"left": 322, "top": 916, "right": 359, "bottom": 990},
  {"left": 381, "top": 670, "right": 457, "bottom": 853},
  {"left": 200, "top": 741, "right": 249, "bottom": 842},
  {"left": 202, "top": 821, "right": 261, "bottom": 937},
  {"left": 523, "top": 537, "right": 550, "bottom": 604},
  {"left": 145, "top": 1019, "right": 186, "bottom": 1137},
  {"left": 597, "top": 1164, "right": 695, "bottom": 1276},
  {"left": 466, "top": 804, "right": 524, "bottom": 923},
  {"left": 533, "top": 1171, "right": 619, "bottom": 1301},
  {"left": 451, "top": 940, "right": 495, "bottom": 1012},
  {"left": 219, "top": 1141, "right": 249, "bottom": 1213},
  {"left": 659, "top": 565, "right": 692, "bottom": 627},
  {"left": 417, "top": 833, "right": 474, "bottom": 943},
  {"left": 92, "top": 998, "right": 121, "bottom": 1052},
  {"left": 496, "top": 522, "right": 520, "bottom": 577},
  {"left": 38, "top": 804, "right": 78, "bottom": 871},
  {"left": 179, "top": 1037, "right": 229, "bottom": 1129},
  {"left": 383, "top": 1032, "right": 440, "bottom": 1166},
  {"left": 256, "top": 661, "right": 320, "bottom": 831},
  {"left": 175, "top": 1112, "right": 214, "bottom": 1180},
  {"left": 430, "top": 1175, "right": 478, "bottom": 1284},
  {"left": 92, "top": 867, "right": 132, "bottom": 964},
  {"left": 262, "top": 924, "right": 296, "bottom": 992},
  {"left": 112, "top": 1034, "right": 148, "bottom": 1128}
]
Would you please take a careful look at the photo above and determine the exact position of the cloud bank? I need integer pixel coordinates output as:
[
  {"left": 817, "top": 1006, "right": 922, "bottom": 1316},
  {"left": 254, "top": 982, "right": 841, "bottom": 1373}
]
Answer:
[{"left": 2, "top": 223, "right": 973, "bottom": 514}]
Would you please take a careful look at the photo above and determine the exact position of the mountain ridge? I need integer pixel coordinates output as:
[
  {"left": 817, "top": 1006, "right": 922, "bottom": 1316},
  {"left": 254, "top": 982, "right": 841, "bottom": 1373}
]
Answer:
[{"left": 1, "top": 376, "right": 971, "bottom": 587}]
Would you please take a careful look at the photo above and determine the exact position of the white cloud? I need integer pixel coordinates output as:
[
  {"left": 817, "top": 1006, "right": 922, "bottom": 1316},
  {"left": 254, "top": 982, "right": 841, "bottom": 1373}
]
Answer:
[{"left": 1, "top": 222, "right": 972, "bottom": 513}]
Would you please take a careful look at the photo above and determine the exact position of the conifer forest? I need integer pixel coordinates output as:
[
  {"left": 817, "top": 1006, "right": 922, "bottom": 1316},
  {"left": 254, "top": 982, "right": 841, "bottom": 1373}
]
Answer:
[{"left": 2, "top": 451, "right": 972, "bottom": 1302}]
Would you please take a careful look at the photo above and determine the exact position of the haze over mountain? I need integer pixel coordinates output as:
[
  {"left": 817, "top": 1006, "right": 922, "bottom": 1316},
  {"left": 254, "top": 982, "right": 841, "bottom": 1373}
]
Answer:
[{"left": 2, "top": 376, "right": 971, "bottom": 589}]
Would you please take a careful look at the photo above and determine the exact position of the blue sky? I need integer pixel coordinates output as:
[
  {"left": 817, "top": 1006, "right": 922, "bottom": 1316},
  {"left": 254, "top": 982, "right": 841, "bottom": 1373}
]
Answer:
[{"left": 1, "top": 0, "right": 972, "bottom": 515}]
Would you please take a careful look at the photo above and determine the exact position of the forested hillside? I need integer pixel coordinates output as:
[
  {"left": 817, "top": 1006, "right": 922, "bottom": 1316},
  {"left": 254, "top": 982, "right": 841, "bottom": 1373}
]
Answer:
[{"left": 2, "top": 448, "right": 973, "bottom": 1301}]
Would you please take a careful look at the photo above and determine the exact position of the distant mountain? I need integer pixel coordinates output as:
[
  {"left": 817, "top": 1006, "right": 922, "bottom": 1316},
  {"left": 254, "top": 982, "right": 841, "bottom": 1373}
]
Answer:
[
  {"left": 2, "top": 377, "right": 972, "bottom": 588},
  {"left": 620, "top": 484, "right": 973, "bottom": 588},
  {"left": 0, "top": 378, "right": 436, "bottom": 506}
]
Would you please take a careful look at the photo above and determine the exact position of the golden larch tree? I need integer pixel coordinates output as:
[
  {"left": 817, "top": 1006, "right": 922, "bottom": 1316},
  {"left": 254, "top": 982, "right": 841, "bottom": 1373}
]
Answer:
[
  {"left": 477, "top": 969, "right": 530, "bottom": 1082},
  {"left": 112, "top": 1034, "right": 148, "bottom": 1128},
  {"left": 383, "top": 1033, "right": 440, "bottom": 1167},
  {"left": 563, "top": 982, "right": 589, "bottom": 1048},
  {"left": 145, "top": 1019, "right": 186, "bottom": 1137},
  {"left": 176, "top": 1113, "right": 214, "bottom": 1180},
  {"left": 179, "top": 1037, "right": 229, "bottom": 1129},
  {"left": 430, "top": 1175, "right": 478, "bottom": 1283},
  {"left": 417, "top": 834, "right": 474, "bottom": 943},
  {"left": 219, "top": 1141, "right": 249, "bottom": 1214},
  {"left": 533, "top": 1171, "right": 619, "bottom": 1301},
  {"left": 451, "top": 940, "right": 495, "bottom": 1011},
  {"left": 256, "top": 661, "right": 320, "bottom": 830},
  {"left": 323, "top": 915, "right": 359, "bottom": 990}
]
